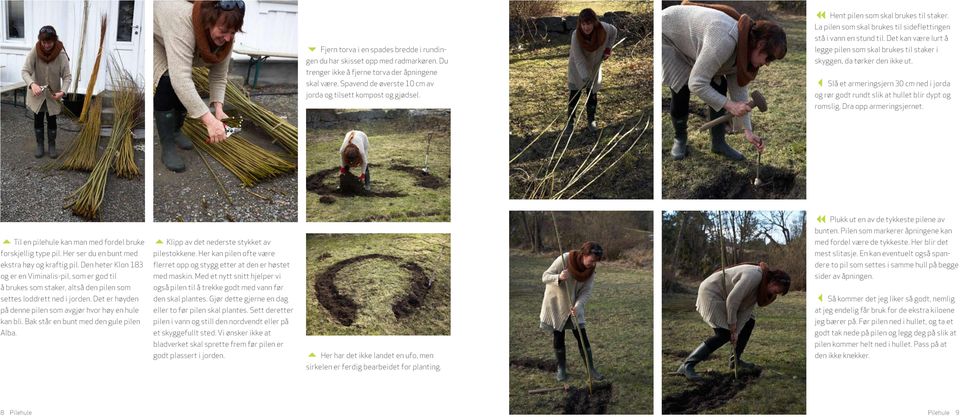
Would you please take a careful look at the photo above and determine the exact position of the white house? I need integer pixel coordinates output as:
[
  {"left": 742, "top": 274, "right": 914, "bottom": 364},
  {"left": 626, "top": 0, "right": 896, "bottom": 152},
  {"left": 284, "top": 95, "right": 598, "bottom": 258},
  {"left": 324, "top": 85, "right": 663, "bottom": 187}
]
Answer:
[
  {"left": 1, "top": 0, "right": 145, "bottom": 93},
  {"left": 232, "top": 0, "right": 297, "bottom": 59}
]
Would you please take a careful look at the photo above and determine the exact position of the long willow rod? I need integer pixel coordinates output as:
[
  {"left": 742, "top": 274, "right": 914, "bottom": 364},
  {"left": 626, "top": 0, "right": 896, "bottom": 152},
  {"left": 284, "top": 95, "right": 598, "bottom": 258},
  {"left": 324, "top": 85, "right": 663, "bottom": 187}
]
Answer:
[
  {"left": 550, "top": 212, "right": 593, "bottom": 394},
  {"left": 78, "top": 15, "right": 107, "bottom": 122},
  {"left": 716, "top": 211, "right": 737, "bottom": 379}
]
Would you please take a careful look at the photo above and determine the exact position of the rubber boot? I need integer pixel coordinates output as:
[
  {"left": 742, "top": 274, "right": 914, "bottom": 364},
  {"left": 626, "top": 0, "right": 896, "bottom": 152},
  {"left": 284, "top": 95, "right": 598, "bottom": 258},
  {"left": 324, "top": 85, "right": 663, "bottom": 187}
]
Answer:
[
  {"left": 670, "top": 117, "right": 688, "bottom": 160},
  {"left": 583, "top": 347, "right": 605, "bottom": 381},
  {"left": 573, "top": 328, "right": 605, "bottom": 381},
  {"left": 709, "top": 108, "right": 744, "bottom": 160},
  {"left": 677, "top": 342, "right": 716, "bottom": 382},
  {"left": 155, "top": 110, "right": 186, "bottom": 172},
  {"left": 729, "top": 355, "right": 758, "bottom": 371},
  {"left": 363, "top": 167, "right": 371, "bottom": 192},
  {"left": 47, "top": 129, "right": 58, "bottom": 159},
  {"left": 555, "top": 348, "right": 568, "bottom": 382},
  {"left": 173, "top": 109, "right": 193, "bottom": 150},
  {"left": 34, "top": 128, "right": 45, "bottom": 158},
  {"left": 729, "top": 318, "right": 758, "bottom": 370},
  {"left": 586, "top": 93, "right": 598, "bottom": 132}
]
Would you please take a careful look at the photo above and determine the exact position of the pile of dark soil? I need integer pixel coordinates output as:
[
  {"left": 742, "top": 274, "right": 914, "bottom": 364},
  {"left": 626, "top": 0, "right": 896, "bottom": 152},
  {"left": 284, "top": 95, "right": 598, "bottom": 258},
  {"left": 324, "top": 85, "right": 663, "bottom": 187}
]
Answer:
[
  {"left": 662, "top": 367, "right": 763, "bottom": 414},
  {"left": 563, "top": 382, "right": 614, "bottom": 414},
  {"left": 666, "top": 161, "right": 801, "bottom": 199},
  {"left": 510, "top": 357, "right": 614, "bottom": 414},
  {"left": 314, "top": 254, "right": 401, "bottom": 326},
  {"left": 391, "top": 262, "right": 433, "bottom": 319},
  {"left": 306, "top": 167, "right": 406, "bottom": 204},
  {"left": 314, "top": 254, "right": 434, "bottom": 326},
  {"left": 388, "top": 164, "right": 445, "bottom": 189}
]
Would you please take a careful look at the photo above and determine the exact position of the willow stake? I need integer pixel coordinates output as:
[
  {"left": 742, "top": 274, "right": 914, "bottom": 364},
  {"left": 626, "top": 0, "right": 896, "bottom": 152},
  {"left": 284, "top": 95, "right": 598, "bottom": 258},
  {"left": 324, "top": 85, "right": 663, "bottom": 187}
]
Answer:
[
  {"left": 79, "top": 15, "right": 107, "bottom": 123},
  {"left": 551, "top": 212, "right": 593, "bottom": 394}
]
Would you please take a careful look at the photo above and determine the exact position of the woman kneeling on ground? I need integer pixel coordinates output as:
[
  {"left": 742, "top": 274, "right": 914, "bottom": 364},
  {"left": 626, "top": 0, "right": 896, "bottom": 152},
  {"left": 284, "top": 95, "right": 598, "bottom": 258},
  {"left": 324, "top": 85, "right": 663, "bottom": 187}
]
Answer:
[
  {"left": 677, "top": 262, "right": 790, "bottom": 381},
  {"left": 153, "top": 0, "right": 245, "bottom": 172},
  {"left": 339, "top": 130, "right": 371, "bottom": 192},
  {"left": 22, "top": 25, "right": 72, "bottom": 159},
  {"left": 540, "top": 241, "right": 605, "bottom": 382},
  {"left": 662, "top": 1, "right": 786, "bottom": 161}
]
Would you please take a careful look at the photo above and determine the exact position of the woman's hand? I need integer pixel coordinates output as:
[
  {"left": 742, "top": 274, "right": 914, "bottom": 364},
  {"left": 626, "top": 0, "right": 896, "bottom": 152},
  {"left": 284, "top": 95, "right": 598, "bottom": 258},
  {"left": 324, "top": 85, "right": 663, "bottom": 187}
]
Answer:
[
  {"left": 744, "top": 129, "right": 765, "bottom": 153},
  {"left": 603, "top": 47, "right": 612, "bottom": 60},
  {"left": 30, "top": 83, "right": 42, "bottom": 97},
  {"left": 570, "top": 306, "right": 577, "bottom": 316},
  {"left": 559, "top": 270, "right": 570, "bottom": 281},
  {"left": 201, "top": 112, "right": 227, "bottom": 143},
  {"left": 723, "top": 100, "right": 752, "bottom": 117},
  {"left": 730, "top": 323, "right": 738, "bottom": 344},
  {"left": 52, "top": 91, "right": 64, "bottom": 101},
  {"left": 212, "top": 102, "right": 229, "bottom": 121}
]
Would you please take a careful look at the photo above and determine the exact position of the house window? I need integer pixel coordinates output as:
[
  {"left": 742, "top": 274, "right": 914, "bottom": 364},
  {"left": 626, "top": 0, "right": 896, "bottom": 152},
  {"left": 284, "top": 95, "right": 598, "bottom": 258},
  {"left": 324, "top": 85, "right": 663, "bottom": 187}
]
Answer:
[
  {"left": 6, "top": 0, "right": 24, "bottom": 40},
  {"left": 116, "top": 0, "right": 134, "bottom": 42}
]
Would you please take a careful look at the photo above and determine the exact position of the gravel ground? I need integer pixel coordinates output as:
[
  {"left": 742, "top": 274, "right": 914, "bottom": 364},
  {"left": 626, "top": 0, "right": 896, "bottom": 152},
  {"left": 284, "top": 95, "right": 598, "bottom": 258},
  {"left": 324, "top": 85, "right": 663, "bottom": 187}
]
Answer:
[
  {"left": 1, "top": 102, "right": 145, "bottom": 222},
  {"left": 152, "top": 81, "right": 298, "bottom": 222}
]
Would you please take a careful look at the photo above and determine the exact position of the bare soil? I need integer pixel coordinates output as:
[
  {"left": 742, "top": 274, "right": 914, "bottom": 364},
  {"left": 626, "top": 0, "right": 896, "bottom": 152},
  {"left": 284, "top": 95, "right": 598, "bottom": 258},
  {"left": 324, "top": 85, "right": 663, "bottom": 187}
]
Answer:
[
  {"left": 662, "top": 367, "right": 763, "bottom": 414},
  {"left": 314, "top": 254, "right": 433, "bottom": 326}
]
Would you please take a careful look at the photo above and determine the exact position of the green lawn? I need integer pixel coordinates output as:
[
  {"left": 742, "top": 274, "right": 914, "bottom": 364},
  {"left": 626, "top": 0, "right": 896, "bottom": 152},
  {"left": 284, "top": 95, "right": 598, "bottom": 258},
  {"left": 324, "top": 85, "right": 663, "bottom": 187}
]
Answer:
[
  {"left": 661, "top": 291, "right": 806, "bottom": 414},
  {"left": 661, "top": 13, "right": 806, "bottom": 199},
  {"left": 509, "top": 2, "right": 654, "bottom": 199},
  {"left": 305, "top": 234, "right": 450, "bottom": 335},
  {"left": 510, "top": 254, "right": 653, "bottom": 414},
  {"left": 306, "top": 114, "right": 450, "bottom": 222}
]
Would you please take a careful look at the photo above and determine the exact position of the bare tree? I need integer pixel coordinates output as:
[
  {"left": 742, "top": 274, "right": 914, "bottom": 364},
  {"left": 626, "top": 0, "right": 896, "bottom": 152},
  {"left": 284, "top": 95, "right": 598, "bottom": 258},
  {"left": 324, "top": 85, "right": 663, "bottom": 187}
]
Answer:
[{"left": 758, "top": 211, "right": 797, "bottom": 245}]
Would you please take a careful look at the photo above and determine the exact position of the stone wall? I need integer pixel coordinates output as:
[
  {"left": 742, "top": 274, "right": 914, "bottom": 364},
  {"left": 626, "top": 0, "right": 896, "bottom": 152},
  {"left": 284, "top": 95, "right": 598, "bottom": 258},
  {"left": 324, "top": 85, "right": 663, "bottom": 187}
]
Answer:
[
  {"left": 509, "top": 11, "right": 634, "bottom": 40},
  {"left": 306, "top": 109, "right": 450, "bottom": 129}
]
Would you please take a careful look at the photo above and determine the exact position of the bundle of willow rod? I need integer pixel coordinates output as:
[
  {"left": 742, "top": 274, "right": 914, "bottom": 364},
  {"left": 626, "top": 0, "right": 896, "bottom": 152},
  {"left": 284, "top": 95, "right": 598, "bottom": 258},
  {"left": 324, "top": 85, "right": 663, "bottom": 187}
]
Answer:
[
  {"left": 51, "top": 96, "right": 102, "bottom": 171},
  {"left": 64, "top": 111, "right": 122, "bottom": 220},
  {"left": 182, "top": 119, "right": 295, "bottom": 186},
  {"left": 65, "top": 61, "right": 143, "bottom": 219},
  {"left": 109, "top": 63, "right": 144, "bottom": 179},
  {"left": 114, "top": 127, "right": 138, "bottom": 179},
  {"left": 79, "top": 15, "right": 107, "bottom": 123},
  {"left": 192, "top": 67, "right": 298, "bottom": 155}
]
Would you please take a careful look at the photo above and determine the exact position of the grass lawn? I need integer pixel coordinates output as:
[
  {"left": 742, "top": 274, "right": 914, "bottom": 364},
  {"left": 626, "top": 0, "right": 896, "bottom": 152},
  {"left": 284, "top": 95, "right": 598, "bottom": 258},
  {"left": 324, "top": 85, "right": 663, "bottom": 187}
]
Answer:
[
  {"left": 509, "top": 2, "right": 654, "bottom": 199},
  {"left": 661, "top": 291, "right": 806, "bottom": 414},
  {"left": 305, "top": 234, "right": 450, "bottom": 335},
  {"left": 661, "top": 13, "right": 806, "bottom": 199},
  {"left": 510, "top": 254, "right": 653, "bottom": 414},
  {"left": 306, "top": 113, "right": 450, "bottom": 222}
]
